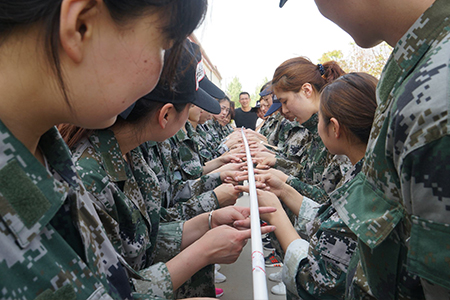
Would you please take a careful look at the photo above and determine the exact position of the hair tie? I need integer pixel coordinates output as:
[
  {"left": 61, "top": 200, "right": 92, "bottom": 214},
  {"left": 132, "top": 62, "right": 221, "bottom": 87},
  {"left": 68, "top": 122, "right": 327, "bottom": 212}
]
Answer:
[{"left": 317, "top": 64, "right": 325, "bottom": 76}]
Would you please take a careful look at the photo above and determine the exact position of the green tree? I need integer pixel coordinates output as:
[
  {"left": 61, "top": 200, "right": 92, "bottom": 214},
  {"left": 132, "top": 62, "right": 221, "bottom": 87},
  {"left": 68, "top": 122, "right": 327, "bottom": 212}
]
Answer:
[
  {"left": 319, "top": 43, "right": 392, "bottom": 78},
  {"left": 345, "top": 42, "right": 392, "bottom": 78},
  {"left": 226, "top": 76, "right": 243, "bottom": 108},
  {"left": 318, "top": 49, "right": 350, "bottom": 73}
]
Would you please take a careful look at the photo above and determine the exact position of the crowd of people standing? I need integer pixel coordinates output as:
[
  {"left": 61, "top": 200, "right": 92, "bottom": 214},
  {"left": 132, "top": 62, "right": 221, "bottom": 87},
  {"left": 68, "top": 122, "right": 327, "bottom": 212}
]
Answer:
[{"left": 0, "top": 0, "right": 449, "bottom": 299}]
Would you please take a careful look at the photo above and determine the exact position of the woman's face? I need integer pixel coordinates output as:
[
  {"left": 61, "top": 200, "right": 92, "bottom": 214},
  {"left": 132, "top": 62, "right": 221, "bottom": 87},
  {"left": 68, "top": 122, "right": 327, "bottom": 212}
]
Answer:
[
  {"left": 276, "top": 90, "right": 316, "bottom": 124},
  {"left": 215, "top": 100, "right": 230, "bottom": 121},
  {"left": 64, "top": 9, "right": 171, "bottom": 129},
  {"left": 198, "top": 110, "right": 212, "bottom": 124},
  {"left": 259, "top": 98, "right": 270, "bottom": 116},
  {"left": 188, "top": 105, "right": 203, "bottom": 123}
]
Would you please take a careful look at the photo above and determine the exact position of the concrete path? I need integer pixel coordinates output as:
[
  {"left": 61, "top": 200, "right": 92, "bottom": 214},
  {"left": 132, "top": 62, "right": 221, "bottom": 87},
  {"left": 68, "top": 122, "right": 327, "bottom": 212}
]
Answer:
[{"left": 215, "top": 194, "right": 286, "bottom": 300}]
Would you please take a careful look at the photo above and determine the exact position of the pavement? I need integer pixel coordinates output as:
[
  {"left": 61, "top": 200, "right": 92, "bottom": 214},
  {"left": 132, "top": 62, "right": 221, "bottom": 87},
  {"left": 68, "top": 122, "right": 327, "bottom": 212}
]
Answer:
[{"left": 215, "top": 194, "right": 286, "bottom": 300}]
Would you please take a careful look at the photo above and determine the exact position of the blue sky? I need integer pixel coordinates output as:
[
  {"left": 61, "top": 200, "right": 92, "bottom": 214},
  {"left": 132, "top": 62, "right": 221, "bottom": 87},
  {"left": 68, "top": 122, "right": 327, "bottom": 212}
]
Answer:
[{"left": 195, "top": 0, "right": 355, "bottom": 94}]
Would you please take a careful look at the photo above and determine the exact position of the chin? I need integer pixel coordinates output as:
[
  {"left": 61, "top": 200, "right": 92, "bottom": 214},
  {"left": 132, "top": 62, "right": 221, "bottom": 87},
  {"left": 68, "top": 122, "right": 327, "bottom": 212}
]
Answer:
[{"left": 81, "top": 116, "right": 117, "bottom": 130}]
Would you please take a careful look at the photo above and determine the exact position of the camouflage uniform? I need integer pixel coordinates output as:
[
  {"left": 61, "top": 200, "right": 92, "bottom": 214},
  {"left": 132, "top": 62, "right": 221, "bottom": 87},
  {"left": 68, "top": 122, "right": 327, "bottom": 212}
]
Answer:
[
  {"left": 72, "top": 129, "right": 184, "bottom": 299},
  {"left": 276, "top": 119, "right": 312, "bottom": 163},
  {"left": 142, "top": 138, "right": 217, "bottom": 298},
  {"left": 161, "top": 124, "right": 217, "bottom": 299},
  {"left": 195, "top": 123, "right": 217, "bottom": 161},
  {"left": 170, "top": 123, "right": 204, "bottom": 180},
  {"left": 0, "top": 124, "right": 131, "bottom": 300},
  {"left": 203, "top": 119, "right": 233, "bottom": 155},
  {"left": 143, "top": 140, "right": 221, "bottom": 221},
  {"left": 260, "top": 112, "right": 284, "bottom": 146},
  {"left": 282, "top": 160, "right": 363, "bottom": 300},
  {"left": 276, "top": 113, "right": 351, "bottom": 203},
  {"left": 334, "top": 1, "right": 450, "bottom": 299}
]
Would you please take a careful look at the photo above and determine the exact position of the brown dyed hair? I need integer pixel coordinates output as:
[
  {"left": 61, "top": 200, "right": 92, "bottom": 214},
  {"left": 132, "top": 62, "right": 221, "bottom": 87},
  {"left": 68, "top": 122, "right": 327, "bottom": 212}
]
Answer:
[
  {"left": 320, "top": 72, "right": 378, "bottom": 144},
  {"left": 271, "top": 57, "right": 345, "bottom": 95}
]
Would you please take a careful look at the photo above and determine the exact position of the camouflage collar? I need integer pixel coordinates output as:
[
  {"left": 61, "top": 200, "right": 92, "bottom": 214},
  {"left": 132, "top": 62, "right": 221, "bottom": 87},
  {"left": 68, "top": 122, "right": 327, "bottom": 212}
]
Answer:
[
  {"left": 89, "top": 130, "right": 129, "bottom": 182},
  {"left": 302, "top": 113, "right": 319, "bottom": 133},
  {"left": 394, "top": 0, "right": 449, "bottom": 72},
  {"left": 0, "top": 123, "right": 71, "bottom": 248},
  {"left": 378, "top": 0, "right": 450, "bottom": 111},
  {"left": 184, "top": 121, "right": 197, "bottom": 138},
  {"left": 173, "top": 125, "right": 190, "bottom": 143}
]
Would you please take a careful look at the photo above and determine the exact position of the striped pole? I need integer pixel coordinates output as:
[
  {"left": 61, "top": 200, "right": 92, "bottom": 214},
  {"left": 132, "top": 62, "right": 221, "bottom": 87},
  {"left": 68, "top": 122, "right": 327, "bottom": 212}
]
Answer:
[{"left": 241, "top": 128, "right": 268, "bottom": 300}]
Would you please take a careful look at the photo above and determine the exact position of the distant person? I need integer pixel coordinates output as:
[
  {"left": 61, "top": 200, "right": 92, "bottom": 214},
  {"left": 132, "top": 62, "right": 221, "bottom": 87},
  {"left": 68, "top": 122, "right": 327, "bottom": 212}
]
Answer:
[{"left": 234, "top": 92, "right": 258, "bottom": 130}]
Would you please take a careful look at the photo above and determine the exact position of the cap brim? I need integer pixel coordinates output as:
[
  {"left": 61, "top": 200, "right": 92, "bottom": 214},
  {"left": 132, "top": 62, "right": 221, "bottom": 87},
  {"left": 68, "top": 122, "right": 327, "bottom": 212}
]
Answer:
[
  {"left": 199, "top": 76, "right": 226, "bottom": 99},
  {"left": 119, "top": 102, "right": 136, "bottom": 119},
  {"left": 279, "top": 0, "right": 288, "bottom": 8},
  {"left": 193, "top": 87, "right": 221, "bottom": 114},
  {"left": 264, "top": 102, "right": 282, "bottom": 117},
  {"left": 259, "top": 87, "right": 272, "bottom": 97}
]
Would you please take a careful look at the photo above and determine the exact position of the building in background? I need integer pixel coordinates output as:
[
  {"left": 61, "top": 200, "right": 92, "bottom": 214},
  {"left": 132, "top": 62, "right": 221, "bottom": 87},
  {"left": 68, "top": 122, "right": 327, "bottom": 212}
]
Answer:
[{"left": 189, "top": 34, "right": 223, "bottom": 90}]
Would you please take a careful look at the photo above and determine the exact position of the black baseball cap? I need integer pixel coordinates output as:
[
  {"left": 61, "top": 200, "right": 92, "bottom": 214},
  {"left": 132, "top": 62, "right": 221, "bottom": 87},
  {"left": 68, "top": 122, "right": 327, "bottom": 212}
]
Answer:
[
  {"left": 120, "top": 40, "right": 221, "bottom": 119},
  {"left": 186, "top": 40, "right": 226, "bottom": 100}
]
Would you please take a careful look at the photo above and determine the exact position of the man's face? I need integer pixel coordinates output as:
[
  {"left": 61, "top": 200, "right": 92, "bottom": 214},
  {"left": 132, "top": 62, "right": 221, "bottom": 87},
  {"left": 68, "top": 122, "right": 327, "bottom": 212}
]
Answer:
[{"left": 239, "top": 94, "right": 250, "bottom": 108}]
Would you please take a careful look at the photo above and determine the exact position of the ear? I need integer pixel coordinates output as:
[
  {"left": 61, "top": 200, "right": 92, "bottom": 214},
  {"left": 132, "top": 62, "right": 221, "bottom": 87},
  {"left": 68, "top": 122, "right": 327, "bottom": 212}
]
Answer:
[
  {"left": 60, "top": 0, "right": 98, "bottom": 63},
  {"left": 329, "top": 117, "right": 341, "bottom": 139},
  {"left": 158, "top": 104, "right": 175, "bottom": 129},
  {"left": 301, "top": 83, "right": 314, "bottom": 98}
]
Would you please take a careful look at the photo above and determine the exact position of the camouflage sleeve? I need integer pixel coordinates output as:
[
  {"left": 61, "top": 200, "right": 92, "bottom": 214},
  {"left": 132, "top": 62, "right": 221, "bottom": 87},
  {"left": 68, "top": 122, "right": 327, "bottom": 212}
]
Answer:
[
  {"left": 282, "top": 239, "right": 310, "bottom": 298},
  {"left": 285, "top": 156, "right": 347, "bottom": 203},
  {"left": 402, "top": 137, "right": 450, "bottom": 291},
  {"left": 172, "top": 173, "right": 221, "bottom": 201},
  {"left": 152, "top": 221, "right": 184, "bottom": 263},
  {"left": 294, "top": 196, "right": 320, "bottom": 236},
  {"left": 274, "top": 157, "right": 303, "bottom": 177},
  {"left": 286, "top": 176, "right": 329, "bottom": 204},
  {"left": 132, "top": 262, "right": 174, "bottom": 300},
  {"left": 161, "top": 191, "right": 219, "bottom": 221},
  {"left": 214, "top": 143, "right": 229, "bottom": 157}
]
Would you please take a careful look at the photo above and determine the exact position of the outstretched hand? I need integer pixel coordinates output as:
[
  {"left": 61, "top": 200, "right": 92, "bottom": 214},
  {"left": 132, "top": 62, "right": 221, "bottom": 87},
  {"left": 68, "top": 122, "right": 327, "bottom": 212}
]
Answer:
[{"left": 211, "top": 206, "right": 276, "bottom": 229}]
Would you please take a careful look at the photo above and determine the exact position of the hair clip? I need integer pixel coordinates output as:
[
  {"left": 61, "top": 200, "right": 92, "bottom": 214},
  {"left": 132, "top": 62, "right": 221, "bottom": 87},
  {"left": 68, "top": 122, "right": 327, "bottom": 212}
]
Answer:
[{"left": 317, "top": 64, "right": 325, "bottom": 76}]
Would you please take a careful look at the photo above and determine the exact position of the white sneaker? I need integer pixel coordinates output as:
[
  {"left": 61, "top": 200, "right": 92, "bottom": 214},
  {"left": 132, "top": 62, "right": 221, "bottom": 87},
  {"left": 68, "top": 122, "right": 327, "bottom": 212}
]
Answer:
[
  {"left": 268, "top": 270, "right": 282, "bottom": 282},
  {"left": 215, "top": 264, "right": 221, "bottom": 272},
  {"left": 215, "top": 270, "right": 226, "bottom": 283},
  {"left": 271, "top": 282, "right": 286, "bottom": 295}
]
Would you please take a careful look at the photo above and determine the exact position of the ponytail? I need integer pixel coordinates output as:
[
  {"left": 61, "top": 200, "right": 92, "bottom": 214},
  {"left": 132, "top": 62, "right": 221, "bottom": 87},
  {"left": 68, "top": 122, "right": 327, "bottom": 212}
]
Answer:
[{"left": 272, "top": 56, "right": 345, "bottom": 94}]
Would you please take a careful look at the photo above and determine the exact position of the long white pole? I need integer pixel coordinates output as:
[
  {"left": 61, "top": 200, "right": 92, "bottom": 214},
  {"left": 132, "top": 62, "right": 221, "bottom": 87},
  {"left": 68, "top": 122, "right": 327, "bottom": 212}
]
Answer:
[{"left": 241, "top": 128, "right": 268, "bottom": 300}]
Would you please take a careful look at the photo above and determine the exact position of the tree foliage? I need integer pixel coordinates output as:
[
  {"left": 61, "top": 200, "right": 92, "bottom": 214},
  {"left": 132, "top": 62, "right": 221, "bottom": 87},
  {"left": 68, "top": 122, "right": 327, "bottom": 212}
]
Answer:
[
  {"left": 318, "top": 42, "right": 392, "bottom": 79},
  {"left": 226, "top": 76, "right": 243, "bottom": 108}
]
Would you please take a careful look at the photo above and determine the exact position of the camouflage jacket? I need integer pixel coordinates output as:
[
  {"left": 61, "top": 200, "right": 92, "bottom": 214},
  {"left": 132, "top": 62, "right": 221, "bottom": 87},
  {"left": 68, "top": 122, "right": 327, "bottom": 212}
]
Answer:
[
  {"left": 202, "top": 119, "right": 232, "bottom": 156},
  {"left": 282, "top": 160, "right": 363, "bottom": 300},
  {"left": 143, "top": 140, "right": 221, "bottom": 221},
  {"left": 260, "top": 112, "right": 284, "bottom": 146},
  {"left": 195, "top": 123, "right": 216, "bottom": 161},
  {"left": 276, "top": 120, "right": 312, "bottom": 164},
  {"left": 333, "top": 1, "right": 450, "bottom": 299},
  {"left": 0, "top": 124, "right": 131, "bottom": 300},
  {"left": 169, "top": 124, "right": 204, "bottom": 180},
  {"left": 72, "top": 130, "right": 184, "bottom": 300},
  {"left": 276, "top": 114, "right": 351, "bottom": 203}
]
